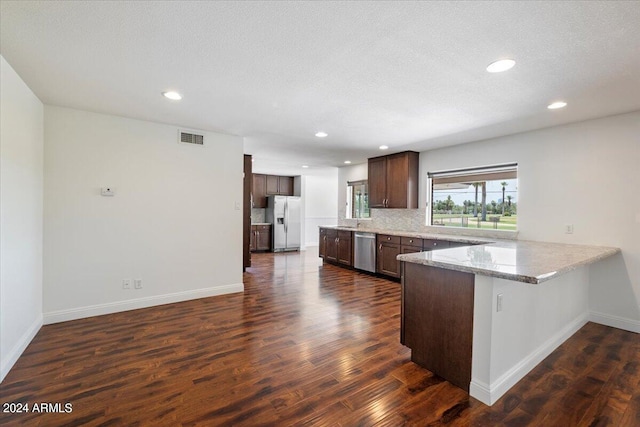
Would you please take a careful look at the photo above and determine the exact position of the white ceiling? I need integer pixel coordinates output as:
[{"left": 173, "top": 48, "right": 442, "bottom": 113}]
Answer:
[{"left": 2, "top": 1, "right": 640, "bottom": 171}]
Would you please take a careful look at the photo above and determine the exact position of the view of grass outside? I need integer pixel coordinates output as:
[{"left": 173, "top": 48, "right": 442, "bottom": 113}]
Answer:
[
  {"left": 430, "top": 173, "right": 517, "bottom": 231},
  {"left": 346, "top": 180, "right": 370, "bottom": 219}
]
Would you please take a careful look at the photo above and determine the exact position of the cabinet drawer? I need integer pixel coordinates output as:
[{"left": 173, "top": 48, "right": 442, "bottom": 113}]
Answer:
[
  {"left": 401, "top": 237, "right": 423, "bottom": 247},
  {"left": 255, "top": 225, "right": 271, "bottom": 232},
  {"left": 424, "top": 239, "right": 449, "bottom": 250},
  {"left": 378, "top": 234, "right": 401, "bottom": 244}
]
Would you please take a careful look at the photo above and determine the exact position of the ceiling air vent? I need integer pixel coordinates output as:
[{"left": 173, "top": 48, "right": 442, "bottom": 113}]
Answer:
[{"left": 178, "top": 130, "right": 204, "bottom": 146}]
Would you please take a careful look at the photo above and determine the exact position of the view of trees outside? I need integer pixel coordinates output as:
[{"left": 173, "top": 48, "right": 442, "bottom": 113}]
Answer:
[
  {"left": 347, "top": 181, "right": 370, "bottom": 219},
  {"left": 432, "top": 178, "right": 517, "bottom": 230}
]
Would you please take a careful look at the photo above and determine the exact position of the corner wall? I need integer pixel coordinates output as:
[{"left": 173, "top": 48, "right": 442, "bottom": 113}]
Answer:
[
  {"left": 0, "top": 56, "right": 44, "bottom": 381},
  {"left": 43, "top": 106, "right": 244, "bottom": 323},
  {"left": 420, "top": 111, "right": 640, "bottom": 331}
]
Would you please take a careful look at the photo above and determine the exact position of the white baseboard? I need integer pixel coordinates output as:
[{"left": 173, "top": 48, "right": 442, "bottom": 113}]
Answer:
[
  {"left": 1, "top": 314, "right": 43, "bottom": 383},
  {"left": 470, "top": 313, "right": 588, "bottom": 406},
  {"left": 589, "top": 311, "right": 640, "bottom": 333},
  {"left": 43, "top": 283, "right": 244, "bottom": 325}
]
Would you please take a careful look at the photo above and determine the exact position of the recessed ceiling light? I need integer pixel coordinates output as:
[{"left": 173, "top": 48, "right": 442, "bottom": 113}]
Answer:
[
  {"left": 162, "top": 91, "right": 182, "bottom": 100},
  {"left": 379, "top": 145, "right": 389, "bottom": 150},
  {"left": 344, "top": 160, "right": 351, "bottom": 164},
  {"left": 315, "top": 132, "right": 328, "bottom": 138},
  {"left": 547, "top": 101, "right": 567, "bottom": 110},
  {"left": 302, "top": 165, "right": 309, "bottom": 168},
  {"left": 486, "top": 59, "right": 516, "bottom": 73}
]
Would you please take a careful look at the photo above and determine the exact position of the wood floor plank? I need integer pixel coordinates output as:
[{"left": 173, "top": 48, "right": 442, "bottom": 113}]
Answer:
[{"left": 1, "top": 249, "right": 638, "bottom": 426}]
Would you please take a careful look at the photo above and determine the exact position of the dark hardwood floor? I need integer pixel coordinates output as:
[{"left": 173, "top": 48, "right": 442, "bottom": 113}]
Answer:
[{"left": 1, "top": 248, "right": 638, "bottom": 426}]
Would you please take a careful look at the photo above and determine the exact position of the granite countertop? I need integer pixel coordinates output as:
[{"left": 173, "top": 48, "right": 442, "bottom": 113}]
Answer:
[
  {"left": 251, "top": 222, "right": 272, "bottom": 226},
  {"left": 318, "top": 225, "right": 620, "bottom": 284},
  {"left": 397, "top": 240, "right": 620, "bottom": 284}
]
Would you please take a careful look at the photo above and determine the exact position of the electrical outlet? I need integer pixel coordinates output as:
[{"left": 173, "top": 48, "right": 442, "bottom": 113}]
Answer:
[
  {"left": 497, "top": 293, "right": 503, "bottom": 312},
  {"left": 122, "top": 279, "right": 131, "bottom": 290},
  {"left": 565, "top": 224, "right": 574, "bottom": 234},
  {"left": 134, "top": 279, "right": 143, "bottom": 289}
]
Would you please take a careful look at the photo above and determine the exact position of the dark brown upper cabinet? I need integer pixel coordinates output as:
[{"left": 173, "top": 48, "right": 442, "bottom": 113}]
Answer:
[
  {"left": 252, "top": 174, "right": 268, "bottom": 208},
  {"left": 266, "top": 175, "right": 294, "bottom": 196},
  {"left": 368, "top": 151, "right": 419, "bottom": 209},
  {"left": 252, "top": 174, "right": 294, "bottom": 208}
]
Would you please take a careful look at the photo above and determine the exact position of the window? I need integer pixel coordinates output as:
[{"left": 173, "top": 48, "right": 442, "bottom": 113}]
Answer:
[
  {"left": 346, "top": 180, "right": 370, "bottom": 219},
  {"left": 427, "top": 164, "right": 517, "bottom": 230}
]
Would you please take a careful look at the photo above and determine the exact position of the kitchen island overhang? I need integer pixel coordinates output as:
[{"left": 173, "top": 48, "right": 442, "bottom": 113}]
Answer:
[{"left": 397, "top": 240, "right": 620, "bottom": 406}]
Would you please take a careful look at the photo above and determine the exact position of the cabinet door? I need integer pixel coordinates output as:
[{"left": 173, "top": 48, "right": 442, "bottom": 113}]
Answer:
[
  {"left": 337, "top": 231, "right": 353, "bottom": 266},
  {"left": 256, "top": 226, "right": 271, "bottom": 251},
  {"left": 385, "top": 153, "right": 409, "bottom": 209},
  {"left": 252, "top": 174, "right": 267, "bottom": 208},
  {"left": 266, "top": 175, "right": 279, "bottom": 194},
  {"left": 368, "top": 157, "right": 387, "bottom": 208},
  {"left": 325, "top": 229, "right": 338, "bottom": 262},
  {"left": 386, "top": 151, "right": 419, "bottom": 209},
  {"left": 378, "top": 242, "right": 401, "bottom": 278},
  {"left": 319, "top": 229, "right": 327, "bottom": 258},
  {"left": 250, "top": 226, "right": 257, "bottom": 251},
  {"left": 279, "top": 176, "right": 294, "bottom": 196}
]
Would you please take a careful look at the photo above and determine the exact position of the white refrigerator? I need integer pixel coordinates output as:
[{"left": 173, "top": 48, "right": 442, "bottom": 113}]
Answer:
[{"left": 266, "top": 196, "right": 301, "bottom": 252}]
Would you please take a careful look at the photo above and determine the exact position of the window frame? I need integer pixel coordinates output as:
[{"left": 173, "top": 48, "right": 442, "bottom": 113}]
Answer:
[
  {"left": 426, "top": 163, "right": 518, "bottom": 230},
  {"left": 346, "top": 179, "right": 370, "bottom": 220}
]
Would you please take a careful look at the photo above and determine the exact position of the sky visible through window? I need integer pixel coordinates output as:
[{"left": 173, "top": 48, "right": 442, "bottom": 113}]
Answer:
[{"left": 432, "top": 179, "right": 517, "bottom": 206}]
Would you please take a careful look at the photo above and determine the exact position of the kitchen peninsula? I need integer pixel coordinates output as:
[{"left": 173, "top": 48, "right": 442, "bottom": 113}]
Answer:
[{"left": 397, "top": 240, "right": 619, "bottom": 405}]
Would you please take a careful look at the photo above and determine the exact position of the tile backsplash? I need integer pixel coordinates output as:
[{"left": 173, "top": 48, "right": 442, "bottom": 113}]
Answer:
[
  {"left": 252, "top": 208, "right": 266, "bottom": 223},
  {"left": 338, "top": 208, "right": 516, "bottom": 240}
]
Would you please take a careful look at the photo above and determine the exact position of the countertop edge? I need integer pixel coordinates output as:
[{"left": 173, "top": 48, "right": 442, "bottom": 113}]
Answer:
[
  {"left": 397, "top": 246, "right": 621, "bottom": 285},
  {"left": 317, "top": 226, "right": 621, "bottom": 284}
]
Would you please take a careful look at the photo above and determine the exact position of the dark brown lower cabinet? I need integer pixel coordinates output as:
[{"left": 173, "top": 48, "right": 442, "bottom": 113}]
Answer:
[
  {"left": 319, "top": 228, "right": 327, "bottom": 258},
  {"left": 336, "top": 230, "right": 353, "bottom": 266},
  {"left": 377, "top": 234, "right": 401, "bottom": 278},
  {"left": 401, "top": 262, "right": 474, "bottom": 391},
  {"left": 319, "top": 228, "right": 353, "bottom": 267},
  {"left": 400, "top": 237, "right": 423, "bottom": 256},
  {"left": 324, "top": 229, "right": 338, "bottom": 262},
  {"left": 250, "top": 225, "right": 272, "bottom": 252}
]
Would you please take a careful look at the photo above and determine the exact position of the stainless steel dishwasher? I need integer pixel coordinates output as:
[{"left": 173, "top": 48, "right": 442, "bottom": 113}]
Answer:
[{"left": 354, "top": 232, "right": 376, "bottom": 273}]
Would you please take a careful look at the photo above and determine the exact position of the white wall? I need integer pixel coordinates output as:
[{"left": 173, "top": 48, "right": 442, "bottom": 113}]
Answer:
[
  {"left": 302, "top": 169, "right": 339, "bottom": 246},
  {"left": 420, "top": 111, "right": 640, "bottom": 331},
  {"left": 0, "top": 56, "right": 44, "bottom": 381},
  {"left": 43, "top": 106, "right": 244, "bottom": 323},
  {"left": 471, "top": 267, "right": 589, "bottom": 405}
]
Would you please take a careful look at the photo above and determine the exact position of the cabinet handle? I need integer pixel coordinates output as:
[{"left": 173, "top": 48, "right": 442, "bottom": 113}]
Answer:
[
  {"left": 379, "top": 244, "right": 382, "bottom": 252},
  {"left": 387, "top": 237, "right": 391, "bottom": 241},
  {"left": 409, "top": 239, "right": 413, "bottom": 243}
]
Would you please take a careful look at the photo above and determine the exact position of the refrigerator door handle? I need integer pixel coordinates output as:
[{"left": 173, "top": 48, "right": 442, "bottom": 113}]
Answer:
[{"left": 284, "top": 199, "right": 288, "bottom": 233}]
